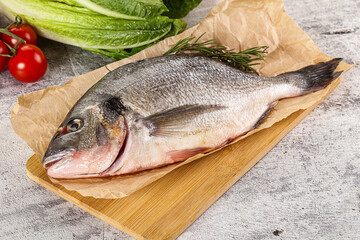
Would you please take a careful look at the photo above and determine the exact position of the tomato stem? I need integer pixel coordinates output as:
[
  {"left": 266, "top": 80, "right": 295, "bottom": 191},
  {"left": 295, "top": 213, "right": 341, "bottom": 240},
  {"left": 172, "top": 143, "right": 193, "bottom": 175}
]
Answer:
[
  {"left": 0, "top": 29, "right": 26, "bottom": 45},
  {"left": 0, "top": 16, "right": 27, "bottom": 56},
  {"left": 5, "top": 22, "right": 12, "bottom": 30},
  {"left": 0, "top": 53, "right": 12, "bottom": 58},
  {"left": 3, "top": 42, "right": 16, "bottom": 55},
  {"left": 14, "top": 16, "right": 23, "bottom": 27}
]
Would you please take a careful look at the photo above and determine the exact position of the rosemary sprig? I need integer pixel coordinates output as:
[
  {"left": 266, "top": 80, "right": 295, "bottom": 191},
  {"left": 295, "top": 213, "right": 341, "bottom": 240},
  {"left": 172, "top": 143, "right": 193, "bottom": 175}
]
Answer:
[{"left": 163, "top": 33, "right": 268, "bottom": 73}]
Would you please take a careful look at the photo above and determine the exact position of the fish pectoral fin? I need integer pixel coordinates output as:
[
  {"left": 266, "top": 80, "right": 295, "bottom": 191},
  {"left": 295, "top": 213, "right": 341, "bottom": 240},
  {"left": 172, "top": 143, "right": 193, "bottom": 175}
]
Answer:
[
  {"left": 141, "top": 104, "right": 226, "bottom": 137},
  {"left": 253, "top": 101, "right": 278, "bottom": 129}
]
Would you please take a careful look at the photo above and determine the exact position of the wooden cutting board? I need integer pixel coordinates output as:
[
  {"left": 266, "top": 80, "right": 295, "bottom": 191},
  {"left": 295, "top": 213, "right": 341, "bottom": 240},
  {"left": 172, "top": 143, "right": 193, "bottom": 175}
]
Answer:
[{"left": 26, "top": 79, "right": 339, "bottom": 240}]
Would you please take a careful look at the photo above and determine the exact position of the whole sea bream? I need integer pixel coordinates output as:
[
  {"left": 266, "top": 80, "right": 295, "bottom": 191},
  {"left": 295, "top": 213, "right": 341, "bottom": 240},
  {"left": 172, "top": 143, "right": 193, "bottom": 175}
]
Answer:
[{"left": 42, "top": 54, "right": 342, "bottom": 178}]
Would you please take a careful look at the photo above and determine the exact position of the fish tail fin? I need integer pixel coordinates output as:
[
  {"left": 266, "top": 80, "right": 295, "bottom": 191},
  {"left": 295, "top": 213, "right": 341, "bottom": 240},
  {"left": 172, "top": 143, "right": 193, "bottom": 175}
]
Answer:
[{"left": 292, "top": 58, "right": 343, "bottom": 93}]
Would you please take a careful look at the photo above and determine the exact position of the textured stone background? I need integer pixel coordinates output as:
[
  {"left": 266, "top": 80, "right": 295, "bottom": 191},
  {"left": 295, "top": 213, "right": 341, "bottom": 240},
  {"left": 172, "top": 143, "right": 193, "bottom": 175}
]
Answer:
[{"left": 0, "top": 0, "right": 359, "bottom": 239}]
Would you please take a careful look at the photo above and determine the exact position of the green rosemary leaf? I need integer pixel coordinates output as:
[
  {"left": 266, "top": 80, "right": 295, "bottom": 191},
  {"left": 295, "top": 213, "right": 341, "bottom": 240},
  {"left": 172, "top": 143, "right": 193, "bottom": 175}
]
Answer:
[{"left": 163, "top": 33, "right": 268, "bottom": 73}]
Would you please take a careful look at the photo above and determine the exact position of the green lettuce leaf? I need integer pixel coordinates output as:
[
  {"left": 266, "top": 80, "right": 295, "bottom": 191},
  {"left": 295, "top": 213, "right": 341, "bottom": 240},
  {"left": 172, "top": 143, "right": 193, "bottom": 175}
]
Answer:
[
  {"left": 162, "top": 0, "right": 202, "bottom": 19},
  {"left": 72, "top": 0, "right": 168, "bottom": 20},
  {"left": 50, "top": 0, "right": 84, "bottom": 7},
  {"left": 84, "top": 45, "right": 152, "bottom": 60},
  {"left": 26, "top": 18, "right": 172, "bottom": 49},
  {"left": 86, "top": 19, "right": 187, "bottom": 60},
  {"left": 163, "top": 19, "right": 187, "bottom": 38}
]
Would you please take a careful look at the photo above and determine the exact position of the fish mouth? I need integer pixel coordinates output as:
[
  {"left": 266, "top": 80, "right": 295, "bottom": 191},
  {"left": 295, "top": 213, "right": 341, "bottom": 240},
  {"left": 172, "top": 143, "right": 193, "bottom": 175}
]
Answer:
[
  {"left": 45, "top": 139, "right": 127, "bottom": 179},
  {"left": 43, "top": 149, "right": 76, "bottom": 170}
]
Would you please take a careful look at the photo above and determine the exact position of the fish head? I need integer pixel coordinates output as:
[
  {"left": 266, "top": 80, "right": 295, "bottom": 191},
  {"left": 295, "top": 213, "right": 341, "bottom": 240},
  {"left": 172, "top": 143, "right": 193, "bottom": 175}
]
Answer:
[{"left": 42, "top": 97, "right": 127, "bottom": 178}]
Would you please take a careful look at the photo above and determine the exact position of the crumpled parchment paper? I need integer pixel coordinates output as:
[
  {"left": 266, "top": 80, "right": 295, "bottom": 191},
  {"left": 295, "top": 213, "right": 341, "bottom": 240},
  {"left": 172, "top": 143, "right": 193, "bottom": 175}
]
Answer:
[{"left": 11, "top": 0, "right": 352, "bottom": 198}]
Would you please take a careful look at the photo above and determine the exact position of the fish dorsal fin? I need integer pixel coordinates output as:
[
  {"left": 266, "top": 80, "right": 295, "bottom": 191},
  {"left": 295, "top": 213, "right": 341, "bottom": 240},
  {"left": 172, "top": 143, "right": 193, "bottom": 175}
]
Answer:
[{"left": 140, "top": 104, "right": 226, "bottom": 137}]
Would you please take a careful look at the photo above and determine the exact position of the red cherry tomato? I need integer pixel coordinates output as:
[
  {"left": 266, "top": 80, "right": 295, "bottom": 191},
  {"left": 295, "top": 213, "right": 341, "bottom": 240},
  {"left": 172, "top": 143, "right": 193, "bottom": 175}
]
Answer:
[
  {"left": 0, "top": 40, "right": 10, "bottom": 72},
  {"left": 2, "top": 24, "right": 37, "bottom": 49},
  {"left": 8, "top": 44, "right": 47, "bottom": 83}
]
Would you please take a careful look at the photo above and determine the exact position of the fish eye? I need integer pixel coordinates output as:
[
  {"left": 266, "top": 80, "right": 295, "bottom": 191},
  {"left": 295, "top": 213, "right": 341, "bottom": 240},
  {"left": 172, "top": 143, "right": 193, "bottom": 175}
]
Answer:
[{"left": 66, "top": 119, "right": 83, "bottom": 132}]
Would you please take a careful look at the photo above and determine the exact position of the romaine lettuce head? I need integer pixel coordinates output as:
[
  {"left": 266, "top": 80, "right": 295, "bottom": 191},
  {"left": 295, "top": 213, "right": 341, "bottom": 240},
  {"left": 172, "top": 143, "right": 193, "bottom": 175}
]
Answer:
[{"left": 0, "top": 0, "right": 175, "bottom": 49}]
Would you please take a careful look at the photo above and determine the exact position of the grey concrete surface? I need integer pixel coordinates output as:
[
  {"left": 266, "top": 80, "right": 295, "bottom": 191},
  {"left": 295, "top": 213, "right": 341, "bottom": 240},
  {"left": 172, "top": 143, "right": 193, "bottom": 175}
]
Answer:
[{"left": 0, "top": 0, "right": 359, "bottom": 239}]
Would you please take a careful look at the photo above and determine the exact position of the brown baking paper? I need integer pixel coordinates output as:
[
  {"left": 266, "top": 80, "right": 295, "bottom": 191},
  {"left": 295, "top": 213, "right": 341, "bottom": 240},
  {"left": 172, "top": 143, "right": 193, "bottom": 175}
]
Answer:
[{"left": 11, "top": 0, "right": 352, "bottom": 198}]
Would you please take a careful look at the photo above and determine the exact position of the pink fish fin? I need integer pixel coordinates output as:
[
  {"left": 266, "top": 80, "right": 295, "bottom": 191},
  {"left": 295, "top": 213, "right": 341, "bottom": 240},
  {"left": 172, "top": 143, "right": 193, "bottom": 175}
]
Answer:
[
  {"left": 253, "top": 101, "right": 278, "bottom": 129},
  {"left": 167, "top": 147, "right": 211, "bottom": 162},
  {"left": 140, "top": 104, "right": 226, "bottom": 137}
]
